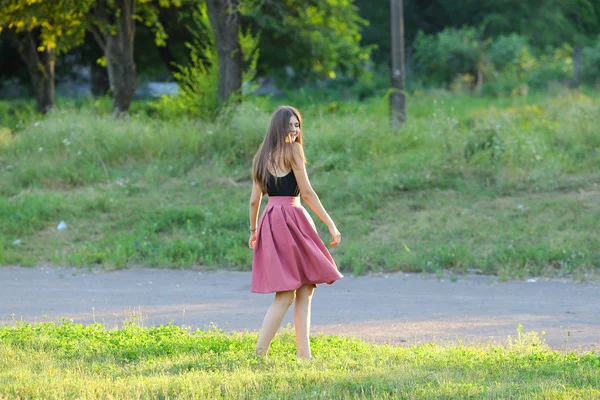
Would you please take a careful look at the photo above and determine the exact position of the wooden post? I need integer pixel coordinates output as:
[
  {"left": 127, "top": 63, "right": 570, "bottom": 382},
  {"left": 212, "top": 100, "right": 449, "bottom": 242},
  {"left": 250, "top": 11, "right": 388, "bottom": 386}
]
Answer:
[{"left": 390, "top": 0, "right": 406, "bottom": 128}]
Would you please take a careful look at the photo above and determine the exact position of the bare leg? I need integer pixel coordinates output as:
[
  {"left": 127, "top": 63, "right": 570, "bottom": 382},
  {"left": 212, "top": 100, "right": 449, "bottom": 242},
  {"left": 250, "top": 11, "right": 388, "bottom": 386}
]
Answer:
[
  {"left": 255, "top": 290, "right": 295, "bottom": 356},
  {"left": 294, "top": 284, "right": 315, "bottom": 359}
]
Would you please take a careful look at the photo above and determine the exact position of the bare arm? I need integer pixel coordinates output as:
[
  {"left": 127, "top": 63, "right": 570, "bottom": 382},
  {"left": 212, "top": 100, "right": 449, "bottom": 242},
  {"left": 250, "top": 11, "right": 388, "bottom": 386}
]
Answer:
[
  {"left": 248, "top": 181, "right": 263, "bottom": 248},
  {"left": 292, "top": 143, "right": 341, "bottom": 246}
]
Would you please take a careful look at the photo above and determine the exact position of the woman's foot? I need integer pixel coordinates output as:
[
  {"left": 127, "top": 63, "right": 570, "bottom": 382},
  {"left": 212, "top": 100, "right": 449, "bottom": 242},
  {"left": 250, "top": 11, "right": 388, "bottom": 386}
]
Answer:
[{"left": 254, "top": 347, "right": 268, "bottom": 358}]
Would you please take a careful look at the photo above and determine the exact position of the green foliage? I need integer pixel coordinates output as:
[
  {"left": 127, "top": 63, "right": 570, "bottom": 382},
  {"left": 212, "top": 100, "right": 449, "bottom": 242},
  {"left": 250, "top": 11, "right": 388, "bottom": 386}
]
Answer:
[
  {"left": 581, "top": 35, "right": 600, "bottom": 85},
  {"left": 150, "top": 3, "right": 259, "bottom": 121},
  {"left": 135, "top": 0, "right": 183, "bottom": 47},
  {"left": 487, "top": 34, "right": 532, "bottom": 69},
  {"left": 151, "top": 40, "right": 220, "bottom": 119},
  {"left": 413, "top": 27, "right": 485, "bottom": 88},
  {"left": 356, "top": 0, "right": 600, "bottom": 68},
  {"left": 353, "top": 0, "right": 391, "bottom": 65},
  {"left": 475, "top": 0, "right": 589, "bottom": 47},
  {"left": 0, "top": 0, "right": 94, "bottom": 55},
  {"left": 527, "top": 45, "right": 574, "bottom": 88},
  {"left": 482, "top": 34, "right": 535, "bottom": 95},
  {"left": 88, "top": 0, "right": 183, "bottom": 49},
  {"left": 242, "top": 0, "right": 371, "bottom": 84},
  {"left": 413, "top": 28, "right": 577, "bottom": 95},
  {"left": 0, "top": 99, "right": 36, "bottom": 130}
]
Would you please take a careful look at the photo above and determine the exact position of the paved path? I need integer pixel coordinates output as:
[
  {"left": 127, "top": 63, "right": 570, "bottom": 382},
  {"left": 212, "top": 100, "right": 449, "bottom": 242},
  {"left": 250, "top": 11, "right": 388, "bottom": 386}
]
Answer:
[{"left": 1, "top": 267, "right": 598, "bottom": 351}]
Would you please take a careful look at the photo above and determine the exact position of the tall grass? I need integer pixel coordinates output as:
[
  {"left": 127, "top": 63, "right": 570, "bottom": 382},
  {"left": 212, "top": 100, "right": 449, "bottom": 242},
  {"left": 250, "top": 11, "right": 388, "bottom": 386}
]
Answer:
[{"left": 2, "top": 91, "right": 599, "bottom": 194}]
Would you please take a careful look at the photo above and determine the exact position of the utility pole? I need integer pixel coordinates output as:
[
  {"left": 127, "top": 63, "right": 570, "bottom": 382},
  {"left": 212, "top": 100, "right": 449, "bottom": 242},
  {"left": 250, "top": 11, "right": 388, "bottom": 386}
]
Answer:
[{"left": 390, "top": 0, "right": 406, "bottom": 128}]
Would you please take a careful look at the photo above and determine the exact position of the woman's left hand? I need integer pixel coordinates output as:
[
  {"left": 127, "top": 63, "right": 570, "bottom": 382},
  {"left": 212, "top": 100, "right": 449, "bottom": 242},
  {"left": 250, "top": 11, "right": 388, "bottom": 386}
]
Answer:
[
  {"left": 328, "top": 224, "right": 342, "bottom": 247},
  {"left": 248, "top": 232, "right": 257, "bottom": 249}
]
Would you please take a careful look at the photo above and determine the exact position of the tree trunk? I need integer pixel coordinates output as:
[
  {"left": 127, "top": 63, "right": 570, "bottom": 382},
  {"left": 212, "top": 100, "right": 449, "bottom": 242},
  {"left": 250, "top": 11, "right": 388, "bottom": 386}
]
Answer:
[
  {"left": 205, "top": 0, "right": 243, "bottom": 103},
  {"left": 91, "top": 59, "right": 110, "bottom": 97},
  {"left": 106, "top": 35, "right": 137, "bottom": 116},
  {"left": 390, "top": 0, "right": 406, "bottom": 128},
  {"left": 91, "top": 0, "right": 138, "bottom": 116},
  {"left": 13, "top": 31, "right": 55, "bottom": 114}
]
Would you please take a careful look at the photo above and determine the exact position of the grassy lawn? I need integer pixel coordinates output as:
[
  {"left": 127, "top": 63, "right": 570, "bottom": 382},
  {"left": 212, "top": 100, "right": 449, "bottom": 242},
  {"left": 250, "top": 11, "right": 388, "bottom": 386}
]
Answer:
[
  {"left": 0, "top": 321, "right": 598, "bottom": 399},
  {"left": 0, "top": 89, "right": 599, "bottom": 278}
]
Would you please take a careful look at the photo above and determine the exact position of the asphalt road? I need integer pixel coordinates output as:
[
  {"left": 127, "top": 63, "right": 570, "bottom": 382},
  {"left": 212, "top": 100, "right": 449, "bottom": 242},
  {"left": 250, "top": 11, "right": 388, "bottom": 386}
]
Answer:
[{"left": 1, "top": 266, "right": 598, "bottom": 351}]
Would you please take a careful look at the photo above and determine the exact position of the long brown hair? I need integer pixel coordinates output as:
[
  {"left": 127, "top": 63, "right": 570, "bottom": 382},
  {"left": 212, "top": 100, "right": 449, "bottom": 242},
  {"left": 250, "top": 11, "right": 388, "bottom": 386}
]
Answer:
[{"left": 252, "top": 105, "right": 304, "bottom": 194}]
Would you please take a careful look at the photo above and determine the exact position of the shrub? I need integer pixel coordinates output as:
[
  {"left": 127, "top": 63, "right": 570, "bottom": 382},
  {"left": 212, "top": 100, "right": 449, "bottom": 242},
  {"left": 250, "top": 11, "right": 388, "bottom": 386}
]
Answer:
[
  {"left": 581, "top": 36, "right": 600, "bottom": 85},
  {"left": 413, "top": 27, "right": 485, "bottom": 88},
  {"left": 150, "top": 4, "right": 259, "bottom": 121}
]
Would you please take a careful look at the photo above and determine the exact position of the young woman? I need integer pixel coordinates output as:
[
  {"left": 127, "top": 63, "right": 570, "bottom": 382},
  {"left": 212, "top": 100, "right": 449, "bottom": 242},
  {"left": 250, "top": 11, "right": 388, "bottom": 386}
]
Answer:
[{"left": 248, "top": 105, "right": 343, "bottom": 359}]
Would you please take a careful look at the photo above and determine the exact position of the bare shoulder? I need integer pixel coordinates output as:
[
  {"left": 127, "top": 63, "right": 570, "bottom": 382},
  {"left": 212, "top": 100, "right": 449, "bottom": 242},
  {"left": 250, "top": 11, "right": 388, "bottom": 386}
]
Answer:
[
  {"left": 292, "top": 142, "right": 305, "bottom": 160},
  {"left": 292, "top": 142, "right": 304, "bottom": 152}
]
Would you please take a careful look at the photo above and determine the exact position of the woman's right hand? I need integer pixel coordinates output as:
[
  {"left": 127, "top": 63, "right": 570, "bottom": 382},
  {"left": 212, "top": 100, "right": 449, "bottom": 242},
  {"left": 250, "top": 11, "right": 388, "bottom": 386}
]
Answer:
[
  {"left": 248, "top": 232, "right": 257, "bottom": 249},
  {"left": 328, "top": 224, "right": 342, "bottom": 247}
]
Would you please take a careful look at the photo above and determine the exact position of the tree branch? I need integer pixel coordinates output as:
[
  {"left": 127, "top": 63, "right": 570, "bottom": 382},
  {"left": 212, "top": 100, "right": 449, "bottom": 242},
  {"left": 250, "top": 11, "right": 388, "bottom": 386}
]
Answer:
[
  {"left": 17, "top": 31, "right": 42, "bottom": 74},
  {"left": 95, "top": 0, "right": 110, "bottom": 25},
  {"left": 87, "top": 21, "right": 107, "bottom": 52}
]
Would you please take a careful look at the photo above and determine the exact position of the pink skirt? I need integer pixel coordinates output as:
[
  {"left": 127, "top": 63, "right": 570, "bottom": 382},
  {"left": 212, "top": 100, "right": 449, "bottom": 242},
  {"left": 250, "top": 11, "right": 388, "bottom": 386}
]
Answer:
[{"left": 251, "top": 196, "right": 343, "bottom": 294}]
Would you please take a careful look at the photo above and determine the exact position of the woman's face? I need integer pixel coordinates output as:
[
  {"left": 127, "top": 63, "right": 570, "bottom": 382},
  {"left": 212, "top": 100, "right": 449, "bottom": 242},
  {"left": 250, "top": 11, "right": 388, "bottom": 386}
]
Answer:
[{"left": 288, "top": 114, "right": 300, "bottom": 142}]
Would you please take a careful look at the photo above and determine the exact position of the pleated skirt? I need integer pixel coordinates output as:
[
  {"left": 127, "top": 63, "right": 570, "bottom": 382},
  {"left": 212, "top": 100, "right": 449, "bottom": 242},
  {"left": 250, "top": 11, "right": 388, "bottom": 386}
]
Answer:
[{"left": 251, "top": 196, "right": 343, "bottom": 294}]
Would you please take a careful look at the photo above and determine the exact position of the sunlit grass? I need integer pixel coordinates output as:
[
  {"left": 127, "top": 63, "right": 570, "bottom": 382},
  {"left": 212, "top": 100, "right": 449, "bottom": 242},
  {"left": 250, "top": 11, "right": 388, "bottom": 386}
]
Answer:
[{"left": 0, "top": 321, "right": 598, "bottom": 399}]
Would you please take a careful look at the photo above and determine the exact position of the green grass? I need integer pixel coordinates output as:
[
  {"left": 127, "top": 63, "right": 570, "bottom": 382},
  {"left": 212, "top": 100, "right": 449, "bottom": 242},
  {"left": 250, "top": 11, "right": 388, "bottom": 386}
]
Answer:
[
  {"left": 0, "top": 321, "right": 598, "bottom": 399},
  {"left": 340, "top": 186, "right": 600, "bottom": 279},
  {"left": 0, "top": 88, "right": 599, "bottom": 277}
]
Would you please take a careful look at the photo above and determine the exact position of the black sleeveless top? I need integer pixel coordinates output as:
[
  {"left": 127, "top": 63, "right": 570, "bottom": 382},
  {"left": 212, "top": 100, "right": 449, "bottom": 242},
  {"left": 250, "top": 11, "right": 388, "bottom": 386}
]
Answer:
[{"left": 267, "top": 170, "right": 300, "bottom": 197}]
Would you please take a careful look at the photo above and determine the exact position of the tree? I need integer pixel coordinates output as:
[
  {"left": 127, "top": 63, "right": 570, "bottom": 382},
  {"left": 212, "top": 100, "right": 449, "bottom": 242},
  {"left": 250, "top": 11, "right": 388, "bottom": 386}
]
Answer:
[
  {"left": 205, "top": 0, "right": 243, "bottom": 103},
  {"left": 86, "top": 0, "right": 139, "bottom": 116},
  {"left": 242, "top": 0, "right": 370, "bottom": 84},
  {"left": 83, "top": 0, "right": 182, "bottom": 116},
  {"left": 0, "top": 0, "right": 182, "bottom": 115},
  {"left": 153, "top": 0, "right": 369, "bottom": 104},
  {"left": 553, "top": 0, "right": 600, "bottom": 85},
  {"left": 149, "top": 3, "right": 259, "bottom": 120},
  {"left": 0, "top": 0, "right": 94, "bottom": 113}
]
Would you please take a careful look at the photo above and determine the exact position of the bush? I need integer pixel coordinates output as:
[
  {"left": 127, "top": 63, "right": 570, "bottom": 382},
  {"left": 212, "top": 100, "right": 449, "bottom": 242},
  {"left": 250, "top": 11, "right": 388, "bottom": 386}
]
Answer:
[
  {"left": 412, "top": 27, "right": 577, "bottom": 96},
  {"left": 487, "top": 34, "right": 532, "bottom": 69},
  {"left": 150, "top": 4, "right": 259, "bottom": 121},
  {"left": 482, "top": 35, "right": 536, "bottom": 96},
  {"left": 581, "top": 36, "right": 600, "bottom": 85},
  {"left": 413, "top": 27, "right": 485, "bottom": 88},
  {"left": 0, "top": 100, "right": 36, "bottom": 130},
  {"left": 528, "top": 45, "right": 574, "bottom": 88}
]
